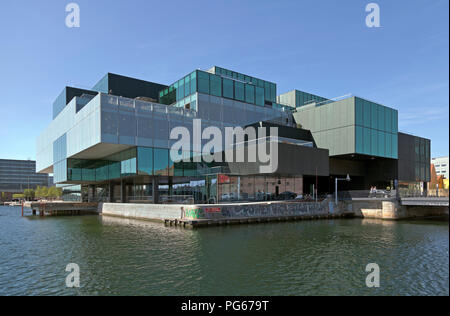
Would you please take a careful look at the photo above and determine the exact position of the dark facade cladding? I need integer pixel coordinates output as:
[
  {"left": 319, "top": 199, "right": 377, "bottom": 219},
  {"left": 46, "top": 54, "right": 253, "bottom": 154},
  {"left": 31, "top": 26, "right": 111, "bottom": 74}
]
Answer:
[
  {"left": 38, "top": 66, "right": 433, "bottom": 203},
  {"left": 397, "top": 132, "right": 431, "bottom": 182},
  {"left": 246, "top": 122, "right": 317, "bottom": 147},
  {"left": 0, "top": 159, "right": 50, "bottom": 193},
  {"left": 329, "top": 157, "right": 397, "bottom": 190},
  {"left": 227, "top": 143, "right": 329, "bottom": 176},
  {"left": 92, "top": 73, "right": 168, "bottom": 101},
  {"left": 53, "top": 74, "right": 168, "bottom": 119}
]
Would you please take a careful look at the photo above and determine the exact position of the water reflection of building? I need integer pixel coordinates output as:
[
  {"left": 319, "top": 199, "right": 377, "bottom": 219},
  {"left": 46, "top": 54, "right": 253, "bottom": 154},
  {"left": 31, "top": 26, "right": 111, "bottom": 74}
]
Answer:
[{"left": 36, "top": 67, "right": 430, "bottom": 204}]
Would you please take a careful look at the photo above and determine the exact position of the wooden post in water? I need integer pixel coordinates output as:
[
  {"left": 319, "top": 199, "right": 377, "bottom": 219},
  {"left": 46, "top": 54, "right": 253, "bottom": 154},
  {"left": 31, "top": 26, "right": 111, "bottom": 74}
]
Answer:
[{"left": 21, "top": 201, "right": 24, "bottom": 217}]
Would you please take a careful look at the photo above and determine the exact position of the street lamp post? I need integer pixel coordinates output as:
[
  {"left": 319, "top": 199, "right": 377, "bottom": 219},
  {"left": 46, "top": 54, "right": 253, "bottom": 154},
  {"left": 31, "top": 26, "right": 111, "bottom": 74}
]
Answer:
[{"left": 335, "top": 174, "right": 351, "bottom": 205}]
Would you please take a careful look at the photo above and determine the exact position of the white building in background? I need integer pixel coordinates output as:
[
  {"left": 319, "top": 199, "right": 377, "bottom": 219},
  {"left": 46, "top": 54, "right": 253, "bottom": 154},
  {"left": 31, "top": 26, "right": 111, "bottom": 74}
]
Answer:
[{"left": 431, "top": 156, "right": 449, "bottom": 179}]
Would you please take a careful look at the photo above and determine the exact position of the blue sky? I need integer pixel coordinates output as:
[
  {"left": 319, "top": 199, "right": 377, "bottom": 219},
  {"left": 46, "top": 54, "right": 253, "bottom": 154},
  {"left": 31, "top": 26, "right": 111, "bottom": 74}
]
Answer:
[{"left": 0, "top": 0, "right": 448, "bottom": 160}]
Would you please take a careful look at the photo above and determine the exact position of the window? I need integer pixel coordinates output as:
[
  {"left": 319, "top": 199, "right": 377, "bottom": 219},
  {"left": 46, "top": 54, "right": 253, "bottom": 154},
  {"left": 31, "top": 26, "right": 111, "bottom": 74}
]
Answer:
[
  {"left": 264, "top": 81, "right": 271, "bottom": 102},
  {"left": 245, "top": 84, "right": 255, "bottom": 104},
  {"left": 223, "top": 78, "right": 234, "bottom": 99},
  {"left": 392, "top": 110, "right": 398, "bottom": 133},
  {"left": 177, "top": 78, "right": 184, "bottom": 101},
  {"left": 371, "top": 130, "right": 378, "bottom": 156},
  {"left": 371, "top": 103, "right": 378, "bottom": 129},
  {"left": 355, "top": 98, "right": 364, "bottom": 126},
  {"left": 363, "top": 128, "right": 371, "bottom": 155},
  {"left": 420, "top": 139, "right": 425, "bottom": 161},
  {"left": 190, "top": 72, "right": 197, "bottom": 94},
  {"left": 385, "top": 108, "right": 392, "bottom": 133},
  {"left": 169, "top": 149, "right": 184, "bottom": 177},
  {"left": 67, "top": 159, "right": 82, "bottom": 181},
  {"left": 235, "top": 82, "right": 245, "bottom": 101},
  {"left": 154, "top": 148, "right": 169, "bottom": 176},
  {"left": 355, "top": 126, "right": 363, "bottom": 153},
  {"left": 363, "top": 100, "right": 371, "bottom": 128},
  {"left": 378, "top": 131, "right": 385, "bottom": 157},
  {"left": 109, "top": 161, "right": 120, "bottom": 179},
  {"left": 120, "top": 148, "right": 137, "bottom": 177},
  {"left": 198, "top": 71, "right": 210, "bottom": 94},
  {"left": 386, "top": 133, "right": 392, "bottom": 158},
  {"left": 184, "top": 75, "right": 190, "bottom": 98},
  {"left": 137, "top": 147, "right": 153, "bottom": 176},
  {"left": 392, "top": 134, "right": 398, "bottom": 158},
  {"left": 210, "top": 74, "right": 222, "bottom": 97},
  {"left": 270, "top": 83, "right": 276, "bottom": 103},
  {"left": 183, "top": 152, "right": 198, "bottom": 177},
  {"left": 96, "top": 162, "right": 109, "bottom": 181},
  {"left": 255, "top": 86, "right": 264, "bottom": 106},
  {"left": 378, "top": 106, "right": 385, "bottom": 131}
]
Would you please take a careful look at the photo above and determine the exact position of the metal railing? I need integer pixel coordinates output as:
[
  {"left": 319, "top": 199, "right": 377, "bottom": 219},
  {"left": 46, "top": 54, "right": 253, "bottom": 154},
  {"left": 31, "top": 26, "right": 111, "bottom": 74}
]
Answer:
[
  {"left": 159, "top": 195, "right": 195, "bottom": 204},
  {"left": 398, "top": 188, "right": 449, "bottom": 198},
  {"left": 336, "top": 189, "right": 450, "bottom": 200},
  {"left": 337, "top": 190, "right": 395, "bottom": 200}
]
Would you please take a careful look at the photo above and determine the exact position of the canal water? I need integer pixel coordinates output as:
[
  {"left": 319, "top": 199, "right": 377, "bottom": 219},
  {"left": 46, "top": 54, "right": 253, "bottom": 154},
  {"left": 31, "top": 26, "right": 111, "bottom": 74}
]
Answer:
[{"left": 0, "top": 205, "right": 448, "bottom": 296}]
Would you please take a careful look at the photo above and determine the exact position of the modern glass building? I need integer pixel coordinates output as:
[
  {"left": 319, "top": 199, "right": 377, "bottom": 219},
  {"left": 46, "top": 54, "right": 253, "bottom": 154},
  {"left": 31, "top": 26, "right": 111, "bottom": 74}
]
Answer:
[
  {"left": 36, "top": 67, "right": 430, "bottom": 203},
  {"left": 0, "top": 159, "right": 51, "bottom": 194}
]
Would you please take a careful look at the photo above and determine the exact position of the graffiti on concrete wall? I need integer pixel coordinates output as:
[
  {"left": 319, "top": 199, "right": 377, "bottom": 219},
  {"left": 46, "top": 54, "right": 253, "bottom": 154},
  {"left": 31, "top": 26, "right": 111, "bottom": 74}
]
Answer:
[
  {"left": 220, "top": 201, "right": 330, "bottom": 218},
  {"left": 183, "top": 199, "right": 334, "bottom": 220},
  {"left": 184, "top": 208, "right": 205, "bottom": 219}
]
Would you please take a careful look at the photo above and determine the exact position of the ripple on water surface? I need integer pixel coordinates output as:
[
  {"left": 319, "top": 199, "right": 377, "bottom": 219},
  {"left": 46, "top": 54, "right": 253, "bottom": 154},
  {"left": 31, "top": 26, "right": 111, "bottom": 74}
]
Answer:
[{"left": 0, "top": 206, "right": 448, "bottom": 295}]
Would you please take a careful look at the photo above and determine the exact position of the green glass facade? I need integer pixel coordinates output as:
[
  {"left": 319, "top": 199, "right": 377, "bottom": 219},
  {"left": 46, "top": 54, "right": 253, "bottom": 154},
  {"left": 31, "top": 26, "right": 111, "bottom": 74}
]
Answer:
[
  {"left": 211, "top": 66, "right": 277, "bottom": 103},
  {"left": 66, "top": 147, "right": 216, "bottom": 182},
  {"left": 159, "top": 69, "right": 276, "bottom": 109},
  {"left": 159, "top": 71, "right": 198, "bottom": 110},
  {"left": 277, "top": 90, "right": 328, "bottom": 109},
  {"left": 293, "top": 96, "right": 398, "bottom": 159},
  {"left": 354, "top": 97, "right": 398, "bottom": 159}
]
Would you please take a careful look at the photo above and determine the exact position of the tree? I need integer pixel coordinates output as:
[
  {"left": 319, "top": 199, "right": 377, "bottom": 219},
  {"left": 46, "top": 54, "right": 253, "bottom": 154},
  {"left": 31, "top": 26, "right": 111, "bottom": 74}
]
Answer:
[
  {"left": 12, "top": 193, "right": 25, "bottom": 200},
  {"left": 0, "top": 192, "right": 5, "bottom": 201},
  {"left": 47, "top": 187, "right": 58, "bottom": 201},
  {"left": 35, "top": 186, "right": 41, "bottom": 199},
  {"left": 24, "top": 189, "right": 35, "bottom": 201},
  {"left": 42, "top": 186, "right": 49, "bottom": 199},
  {"left": 56, "top": 187, "right": 63, "bottom": 199},
  {"left": 35, "top": 186, "right": 49, "bottom": 200},
  {"left": 44, "top": 186, "right": 63, "bottom": 201},
  {"left": 430, "top": 164, "right": 439, "bottom": 190}
]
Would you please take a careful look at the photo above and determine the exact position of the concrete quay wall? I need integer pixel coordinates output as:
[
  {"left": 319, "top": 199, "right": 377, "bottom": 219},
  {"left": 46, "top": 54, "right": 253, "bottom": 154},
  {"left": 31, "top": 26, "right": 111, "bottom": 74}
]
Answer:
[
  {"left": 344, "top": 199, "right": 448, "bottom": 220},
  {"left": 100, "top": 198, "right": 448, "bottom": 224},
  {"left": 100, "top": 198, "right": 346, "bottom": 222},
  {"left": 100, "top": 203, "right": 183, "bottom": 221}
]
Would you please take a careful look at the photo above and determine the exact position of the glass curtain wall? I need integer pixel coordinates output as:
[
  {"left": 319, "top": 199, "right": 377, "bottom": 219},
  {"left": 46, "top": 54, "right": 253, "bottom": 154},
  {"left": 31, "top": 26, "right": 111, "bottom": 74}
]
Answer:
[
  {"left": 355, "top": 97, "right": 399, "bottom": 159},
  {"left": 159, "top": 70, "right": 274, "bottom": 109},
  {"left": 212, "top": 66, "right": 277, "bottom": 103},
  {"left": 415, "top": 138, "right": 431, "bottom": 182},
  {"left": 217, "top": 175, "right": 303, "bottom": 202}
]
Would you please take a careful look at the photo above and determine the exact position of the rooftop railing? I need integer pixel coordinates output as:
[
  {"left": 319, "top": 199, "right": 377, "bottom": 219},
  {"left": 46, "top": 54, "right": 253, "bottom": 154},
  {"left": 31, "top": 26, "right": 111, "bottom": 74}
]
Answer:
[{"left": 100, "top": 93, "right": 198, "bottom": 118}]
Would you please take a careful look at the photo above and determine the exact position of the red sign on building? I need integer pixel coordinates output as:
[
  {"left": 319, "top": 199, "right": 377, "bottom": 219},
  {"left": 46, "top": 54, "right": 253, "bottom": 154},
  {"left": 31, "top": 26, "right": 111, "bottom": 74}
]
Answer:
[
  {"left": 218, "top": 174, "right": 230, "bottom": 184},
  {"left": 205, "top": 207, "right": 222, "bottom": 214}
]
